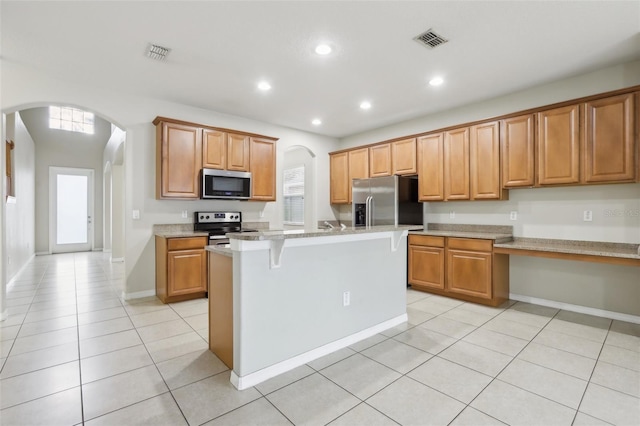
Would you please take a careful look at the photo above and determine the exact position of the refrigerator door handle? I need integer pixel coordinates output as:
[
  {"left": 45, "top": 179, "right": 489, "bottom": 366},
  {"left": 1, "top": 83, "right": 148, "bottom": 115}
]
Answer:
[{"left": 369, "top": 195, "right": 374, "bottom": 226}]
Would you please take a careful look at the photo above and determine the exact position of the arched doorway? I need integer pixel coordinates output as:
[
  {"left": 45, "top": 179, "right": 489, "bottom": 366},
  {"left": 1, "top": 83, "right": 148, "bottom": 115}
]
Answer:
[{"left": 282, "top": 145, "right": 317, "bottom": 230}]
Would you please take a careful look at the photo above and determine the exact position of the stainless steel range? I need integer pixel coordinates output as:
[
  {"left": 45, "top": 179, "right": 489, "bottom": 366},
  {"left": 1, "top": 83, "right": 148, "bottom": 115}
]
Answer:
[{"left": 194, "top": 211, "right": 251, "bottom": 246}]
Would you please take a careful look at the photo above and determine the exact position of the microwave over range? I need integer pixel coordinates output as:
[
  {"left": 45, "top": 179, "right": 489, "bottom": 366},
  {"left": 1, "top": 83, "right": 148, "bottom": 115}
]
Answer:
[{"left": 201, "top": 168, "right": 252, "bottom": 200}]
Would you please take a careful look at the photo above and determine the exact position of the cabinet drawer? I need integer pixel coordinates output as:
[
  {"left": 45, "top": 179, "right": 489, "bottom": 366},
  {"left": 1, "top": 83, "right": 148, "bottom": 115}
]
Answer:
[
  {"left": 409, "top": 235, "right": 445, "bottom": 247},
  {"left": 167, "top": 237, "right": 207, "bottom": 251},
  {"left": 447, "top": 238, "right": 492, "bottom": 252}
]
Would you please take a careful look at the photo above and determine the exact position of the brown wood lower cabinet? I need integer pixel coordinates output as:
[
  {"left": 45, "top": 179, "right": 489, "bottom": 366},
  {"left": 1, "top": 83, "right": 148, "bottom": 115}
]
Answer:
[
  {"left": 208, "top": 251, "right": 233, "bottom": 369},
  {"left": 408, "top": 235, "right": 509, "bottom": 306},
  {"left": 155, "top": 236, "right": 208, "bottom": 303}
]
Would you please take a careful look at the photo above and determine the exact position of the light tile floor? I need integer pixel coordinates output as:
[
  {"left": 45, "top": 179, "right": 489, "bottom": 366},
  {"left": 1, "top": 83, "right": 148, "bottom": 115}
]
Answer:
[{"left": 1, "top": 252, "right": 639, "bottom": 426}]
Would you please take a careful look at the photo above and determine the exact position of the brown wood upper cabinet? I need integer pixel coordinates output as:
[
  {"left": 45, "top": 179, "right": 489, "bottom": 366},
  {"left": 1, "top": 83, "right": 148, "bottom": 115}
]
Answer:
[
  {"left": 249, "top": 137, "right": 277, "bottom": 201},
  {"left": 156, "top": 121, "right": 202, "bottom": 199},
  {"left": 155, "top": 117, "right": 278, "bottom": 201},
  {"left": 536, "top": 92, "right": 636, "bottom": 186},
  {"left": 392, "top": 138, "right": 417, "bottom": 175},
  {"left": 470, "top": 121, "right": 502, "bottom": 199},
  {"left": 583, "top": 93, "right": 635, "bottom": 183},
  {"left": 329, "top": 147, "right": 369, "bottom": 204},
  {"left": 330, "top": 151, "right": 349, "bottom": 204},
  {"left": 500, "top": 114, "right": 535, "bottom": 188},
  {"left": 368, "top": 138, "right": 417, "bottom": 178},
  {"left": 417, "top": 133, "right": 444, "bottom": 201},
  {"left": 537, "top": 104, "right": 581, "bottom": 185},
  {"left": 227, "top": 133, "right": 250, "bottom": 172},
  {"left": 348, "top": 148, "right": 369, "bottom": 203},
  {"left": 202, "top": 129, "right": 227, "bottom": 169},
  {"left": 444, "top": 127, "right": 470, "bottom": 200},
  {"left": 369, "top": 143, "right": 392, "bottom": 177}
]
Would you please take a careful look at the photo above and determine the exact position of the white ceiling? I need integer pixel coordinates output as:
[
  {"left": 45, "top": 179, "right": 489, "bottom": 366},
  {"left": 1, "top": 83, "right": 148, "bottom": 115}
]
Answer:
[{"left": 2, "top": 1, "right": 639, "bottom": 138}]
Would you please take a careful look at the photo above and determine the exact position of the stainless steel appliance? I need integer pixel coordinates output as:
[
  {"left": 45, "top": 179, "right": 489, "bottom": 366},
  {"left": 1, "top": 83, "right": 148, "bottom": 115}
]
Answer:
[
  {"left": 201, "top": 169, "right": 251, "bottom": 200},
  {"left": 352, "top": 175, "right": 423, "bottom": 227},
  {"left": 194, "top": 211, "right": 255, "bottom": 246}
]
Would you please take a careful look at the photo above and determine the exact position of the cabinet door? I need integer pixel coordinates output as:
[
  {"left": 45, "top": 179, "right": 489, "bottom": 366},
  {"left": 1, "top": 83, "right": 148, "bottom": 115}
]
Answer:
[
  {"left": 157, "top": 122, "right": 202, "bottom": 199},
  {"left": 470, "top": 121, "right": 501, "bottom": 199},
  {"left": 202, "top": 129, "right": 227, "bottom": 169},
  {"left": 417, "top": 133, "right": 444, "bottom": 201},
  {"left": 444, "top": 127, "right": 470, "bottom": 200},
  {"left": 501, "top": 114, "right": 535, "bottom": 187},
  {"left": 446, "top": 249, "right": 492, "bottom": 299},
  {"left": 537, "top": 104, "right": 580, "bottom": 185},
  {"left": 330, "top": 152, "right": 349, "bottom": 204},
  {"left": 408, "top": 244, "right": 445, "bottom": 290},
  {"left": 227, "top": 133, "right": 250, "bottom": 171},
  {"left": 369, "top": 144, "right": 392, "bottom": 177},
  {"left": 167, "top": 249, "right": 207, "bottom": 296},
  {"left": 249, "top": 137, "right": 276, "bottom": 201},
  {"left": 348, "top": 148, "right": 369, "bottom": 203},
  {"left": 392, "top": 138, "right": 417, "bottom": 175},
  {"left": 583, "top": 93, "right": 635, "bottom": 183}
]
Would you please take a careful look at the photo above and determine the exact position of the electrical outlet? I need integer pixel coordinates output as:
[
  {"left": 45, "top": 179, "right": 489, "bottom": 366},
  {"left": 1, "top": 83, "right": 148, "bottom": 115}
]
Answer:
[
  {"left": 132, "top": 210, "right": 140, "bottom": 220},
  {"left": 583, "top": 210, "right": 593, "bottom": 222},
  {"left": 449, "top": 211, "right": 455, "bottom": 219},
  {"left": 343, "top": 291, "right": 350, "bottom": 307},
  {"left": 181, "top": 210, "right": 188, "bottom": 219},
  {"left": 510, "top": 211, "right": 518, "bottom": 221}
]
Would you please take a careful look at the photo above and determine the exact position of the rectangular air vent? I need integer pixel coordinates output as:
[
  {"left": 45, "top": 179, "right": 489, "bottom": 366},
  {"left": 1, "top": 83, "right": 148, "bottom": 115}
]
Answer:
[
  {"left": 146, "top": 43, "right": 171, "bottom": 61},
  {"left": 413, "top": 29, "right": 448, "bottom": 49}
]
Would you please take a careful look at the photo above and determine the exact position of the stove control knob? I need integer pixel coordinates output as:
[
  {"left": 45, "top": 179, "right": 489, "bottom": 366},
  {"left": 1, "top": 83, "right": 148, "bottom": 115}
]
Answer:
[{"left": 205, "top": 215, "right": 210, "bottom": 219}]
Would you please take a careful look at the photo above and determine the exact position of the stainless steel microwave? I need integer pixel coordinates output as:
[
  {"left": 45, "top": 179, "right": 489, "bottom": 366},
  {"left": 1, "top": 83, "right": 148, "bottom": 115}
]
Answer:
[{"left": 201, "top": 169, "right": 252, "bottom": 200}]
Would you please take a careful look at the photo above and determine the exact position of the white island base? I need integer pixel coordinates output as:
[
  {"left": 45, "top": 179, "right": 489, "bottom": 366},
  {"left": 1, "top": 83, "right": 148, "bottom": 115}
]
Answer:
[{"left": 208, "top": 227, "right": 413, "bottom": 390}]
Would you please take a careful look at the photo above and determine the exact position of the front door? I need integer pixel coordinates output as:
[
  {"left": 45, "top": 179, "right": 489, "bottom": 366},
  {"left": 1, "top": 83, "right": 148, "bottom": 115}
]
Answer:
[{"left": 50, "top": 167, "right": 94, "bottom": 253}]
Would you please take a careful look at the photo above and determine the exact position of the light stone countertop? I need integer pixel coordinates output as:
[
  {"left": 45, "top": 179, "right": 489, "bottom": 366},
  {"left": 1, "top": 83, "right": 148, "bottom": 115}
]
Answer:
[
  {"left": 409, "top": 223, "right": 514, "bottom": 242},
  {"left": 410, "top": 230, "right": 513, "bottom": 242},
  {"left": 206, "top": 245, "right": 232, "bottom": 257},
  {"left": 494, "top": 237, "right": 640, "bottom": 260},
  {"left": 227, "top": 225, "right": 423, "bottom": 241}
]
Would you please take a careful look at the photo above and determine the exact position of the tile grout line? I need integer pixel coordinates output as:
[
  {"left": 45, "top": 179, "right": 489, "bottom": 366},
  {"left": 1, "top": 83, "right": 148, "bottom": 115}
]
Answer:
[{"left": 73, "top": 254, "right": 87, "bottom": 426}]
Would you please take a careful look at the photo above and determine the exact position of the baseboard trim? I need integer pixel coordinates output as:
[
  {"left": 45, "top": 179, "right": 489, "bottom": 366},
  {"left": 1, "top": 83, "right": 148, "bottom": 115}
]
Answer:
[
  {"left": 0, "top": 309, "right": 7, "bottom": 321},
  {"left": 121, "top": 290, "right": 156, "bottom": 301},
  {"left": 35, "top": 251, "right": 50, "bottom": 256},
  {"left": 103, "top": 249, "right": 112, "bottom": 253},
  {"left": 510, "top": 293, "right": 640, "bottom": 325},
  {"left": 92, "top": 248, "right": 103, "bottom": 252},
  {"left": 111, "top": 257, "right": 124, "bottom": 263},
  {"left": 231, "top": 313, "right": 408, "bottom": 390}
]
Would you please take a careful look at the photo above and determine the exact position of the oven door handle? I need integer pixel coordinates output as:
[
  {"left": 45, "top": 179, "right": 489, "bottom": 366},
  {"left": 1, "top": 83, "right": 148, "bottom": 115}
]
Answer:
[{"left": 209, "top": 235, "right": 228, "bottom": 240}]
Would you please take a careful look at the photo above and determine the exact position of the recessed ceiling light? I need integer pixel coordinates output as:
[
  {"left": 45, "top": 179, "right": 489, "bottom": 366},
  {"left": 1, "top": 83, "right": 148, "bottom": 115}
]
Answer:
[
  {"left": 429, "top": 77, "right": 444, "bottom": 86},
  {"left": 315, "top": 44, "right": 332, "bottom": 55},
  {"left": 360, "top": 101, "right": 372, "bottom": 110},
  {"left": 312, "top": 118, "right": 322, "bottom": 126},
  {"left": 257, "top": 81, "right": 271, "bottom": 91}
]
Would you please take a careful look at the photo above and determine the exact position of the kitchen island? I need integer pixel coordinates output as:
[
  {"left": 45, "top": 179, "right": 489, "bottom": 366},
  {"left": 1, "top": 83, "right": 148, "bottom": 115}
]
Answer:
[{"left": 206, "top": 225, "right": 420, "bottom": 390}]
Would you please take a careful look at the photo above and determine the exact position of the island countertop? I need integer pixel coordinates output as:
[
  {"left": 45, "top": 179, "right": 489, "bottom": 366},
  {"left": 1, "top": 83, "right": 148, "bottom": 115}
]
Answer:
[{"left": 226, "top": 224, "right": 423, "bottom": 241}]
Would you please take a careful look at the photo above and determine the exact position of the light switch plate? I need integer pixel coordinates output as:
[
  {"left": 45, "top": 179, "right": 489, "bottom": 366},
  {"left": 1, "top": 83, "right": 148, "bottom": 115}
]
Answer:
[
  {"left": 583, "top": 210, "right": 593, "bottom": 222},
  {"left": 132, "top": 210, "right": 140, "bottom": 220}
]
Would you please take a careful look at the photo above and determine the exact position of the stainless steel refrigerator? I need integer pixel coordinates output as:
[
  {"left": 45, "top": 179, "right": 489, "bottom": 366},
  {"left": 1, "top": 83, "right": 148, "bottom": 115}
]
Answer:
[{"left": 352, "top": 175, "right": 423, "bottom": 227}]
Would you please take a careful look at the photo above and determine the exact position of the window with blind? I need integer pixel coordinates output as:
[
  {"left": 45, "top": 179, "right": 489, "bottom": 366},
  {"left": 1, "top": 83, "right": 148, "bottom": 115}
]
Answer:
[{"left": 283, "top": 166, "right": 304, "bottom": 225}]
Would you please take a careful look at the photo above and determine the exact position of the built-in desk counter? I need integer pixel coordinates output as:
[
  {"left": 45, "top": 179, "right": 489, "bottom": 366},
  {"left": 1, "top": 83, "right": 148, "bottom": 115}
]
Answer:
[{"left": 494, "top": 238, "right": 640, "bottom": 267}]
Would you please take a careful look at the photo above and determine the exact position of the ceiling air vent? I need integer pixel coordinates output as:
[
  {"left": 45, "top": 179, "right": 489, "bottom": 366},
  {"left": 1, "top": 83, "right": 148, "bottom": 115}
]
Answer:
[
  {"left": 413, "top": 29, "right": 448, "bottom": 49},
  {"left": 146, "top": 43, "right": 171, "bottom": 61}
]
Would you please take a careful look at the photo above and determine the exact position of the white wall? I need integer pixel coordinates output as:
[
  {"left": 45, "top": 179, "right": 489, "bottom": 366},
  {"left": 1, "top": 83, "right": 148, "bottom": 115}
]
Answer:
[
  {"left": 19, "top": 107, "right": 112, "bottom": 253},
  {"left": 339, "top": 60, "right": 640, "bottom": 317},
  {"left": 1, "top": 59, "right": 340, "bottom": 299},
  {"left": 5, "top": 112, "right": 36, "bottom": 282}
]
